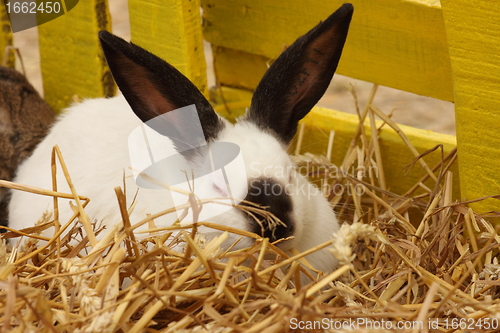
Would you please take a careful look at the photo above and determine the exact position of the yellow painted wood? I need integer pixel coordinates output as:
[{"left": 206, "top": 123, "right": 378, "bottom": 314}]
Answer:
[
  {"left": 212, "top": 46, "right": 267, "bottom": 91},
  {"left": 211, "top": 87, "right": 460, "bottom": 199},
  {"left": 38, "top": 0, "right": 114, "bottom": 112},
  {"left": 202, "top": 0, "right": 453, "bottom": 101},
  {"left": 441, "top": 1, "right": 500, "bottom": 213},
  {"left": 209, "top": 86, "right": 252, "bottom": 119},
  {"left": 2, "top": 0, "right": 478, "bottom": 215},
  {"left": 129, "top": 0, "right": 208, "bottom": 96},
  {"left": 0, "top": 1, "right": 14, "bottom": 67}
]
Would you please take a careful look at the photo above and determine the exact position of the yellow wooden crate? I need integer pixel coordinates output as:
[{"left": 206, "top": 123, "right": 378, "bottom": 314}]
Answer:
[{"left": 1, "top": 0, "right": 499, "bottom": 213}]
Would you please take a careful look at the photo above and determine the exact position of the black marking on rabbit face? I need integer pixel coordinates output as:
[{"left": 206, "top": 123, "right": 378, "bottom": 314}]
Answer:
[{"left": 244, "top": 178, "right": 294, "bottom": 241}]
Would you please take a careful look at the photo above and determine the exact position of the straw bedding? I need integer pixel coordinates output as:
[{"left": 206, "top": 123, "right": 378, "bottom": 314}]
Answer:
[{"left": 1, "top": 86, "right": 500, "bottom": 332}]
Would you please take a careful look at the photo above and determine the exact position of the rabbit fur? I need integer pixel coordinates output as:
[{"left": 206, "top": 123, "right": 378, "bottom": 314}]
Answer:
[
  {"left": 0, "top": 67, "right": 55, "bottom": 228},
  {"left": 8, "top": 4, "right": 354, "bottom": 274}
]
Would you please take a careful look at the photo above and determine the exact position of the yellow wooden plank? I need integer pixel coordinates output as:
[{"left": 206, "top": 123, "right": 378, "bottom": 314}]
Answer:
[
  {"left": 38, "top": 0, "right": 114, "bottom": 112},
  {"left": 212, "top": 46, "right": 267, "bottom": 91},
  {"left": 441, "top": 1, "right": 500, "bottom": 213},
  {"left": 211, "top": 87, "right": 460, "bottom": 199},
  {"left": 202, "top": 0, "right": 453, "bottom": 101},
  {"left": 0, "top": 1, "right": 14, "bottom": 67},
  {"left": 129, "top": 0, "right": 208, "bottom": 96}
]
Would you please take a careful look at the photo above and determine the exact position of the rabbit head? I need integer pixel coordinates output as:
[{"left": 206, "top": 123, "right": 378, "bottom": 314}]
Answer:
[
  {"left": 8, "top": 4, "right": 353, "bottom": 273},
  {"left": 0, "top": 67, "right": 55, "bottom": 227}
]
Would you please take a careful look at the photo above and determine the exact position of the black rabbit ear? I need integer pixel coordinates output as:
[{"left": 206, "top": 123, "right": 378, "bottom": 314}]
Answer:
[
  {"left": 246, "top": 3, "right": 353, "bottom": 144},
  {"left": 98, "top": 31, "right": 224, "bottom": 153}
]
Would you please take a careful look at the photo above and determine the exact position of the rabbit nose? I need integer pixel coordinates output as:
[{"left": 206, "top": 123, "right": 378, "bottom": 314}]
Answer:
[{"left": 244, "top": 178, "right": 295, "bottom": 241}]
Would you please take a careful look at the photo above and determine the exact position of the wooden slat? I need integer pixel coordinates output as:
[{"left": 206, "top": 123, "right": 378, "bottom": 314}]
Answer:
[
  {"left": 202, "top": 0, "right": 453, "bottom": 101},
  {"left": 211, "top": 87, "right": 460, "bottom": 199},
  {"left": 129, "top": 0, "right": 208, "bottom": 96},
  {"left": 441, "top": 0, "right": 500, "bottom": 213},
  {"left": 38, "top": 0, "right": 114, "bottom": 112},
  {"left": 0, "top": 1, "right": 14, "bottom": 67},
  {"left": 212, "top": 46, "right": 267, "bottom": 91}
]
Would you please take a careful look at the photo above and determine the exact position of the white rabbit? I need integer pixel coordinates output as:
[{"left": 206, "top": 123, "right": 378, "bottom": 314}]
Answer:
[{"left": 8, "top": 4, "right": 353, "bottom": 274}]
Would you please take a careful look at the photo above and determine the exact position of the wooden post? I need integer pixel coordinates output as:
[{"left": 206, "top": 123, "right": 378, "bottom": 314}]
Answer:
[
  {"left": 129, "top": 0, "right": 208, "bottom": 96},
  {"left": 0, "top": 1, "right": 14, "bottom": 67},
  {"left": 441, "top": 0, "right": 500, "bottom": 213},
  {"left": 38, "top": 0, "right": 115, "bottom": 112}
]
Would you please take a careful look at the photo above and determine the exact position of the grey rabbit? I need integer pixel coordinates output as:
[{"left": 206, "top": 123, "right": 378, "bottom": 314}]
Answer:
[{"left": 0, "top": 67, "right": 55, "bottom": 227}]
